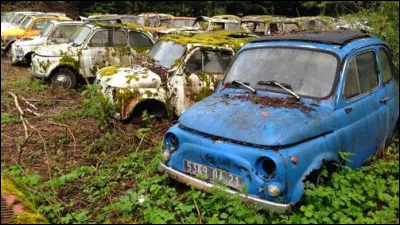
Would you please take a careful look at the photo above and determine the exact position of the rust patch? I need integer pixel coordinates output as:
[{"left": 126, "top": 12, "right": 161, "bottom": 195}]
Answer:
[
  {"left": 261, "top": 111, "right": 269, "bottom": 117},
  {"left": 224, "top": 93, "right": 314, "bottom": 113},
  {"left": 1, "top": 196, "right": 14, "bottom": 224},
  {"left": 140, "top": 61, "right": 170, "bottom": 82}
]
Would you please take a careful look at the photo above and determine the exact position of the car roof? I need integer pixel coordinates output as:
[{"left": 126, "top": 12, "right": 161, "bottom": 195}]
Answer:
[{"left": 250, "top": 30, "right": 371, "bottom": 46}]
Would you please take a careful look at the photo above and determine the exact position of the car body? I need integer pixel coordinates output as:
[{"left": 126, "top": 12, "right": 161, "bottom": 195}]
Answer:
[
  {"left": 241, "top": 15, "right": 300, "bottom": 35},
  {"left": 294, "top": 16, "right": 336, "bottom": 30},
  {"left": 134, "top": 13, "right": 174, "bottom": 34},
  {"left": 1, "top": 15, "right": 72, "bottom": 55},
  {"left": 158, "top": 31, "right": 399, "bottom": 212},
  {"left": 194, "top": 15, "right": 242, "bottom": 32},
  {"left": 334, "top": 17, "right": 372, "bottom": 32},
  {"left": 10, "top": 21, "right": 83, "bottom": 65},
  {"left": 157, "top": 17, "right": 201, "bottom": 36},
  {"left": 1, "top": 12, "right": 67, "bottom": 32},
  {"left": 96, "top": 31, "right": 256, "bottom": 121},
  {"left": 29, "top": 21, "right": 155, "bottom": 89}
]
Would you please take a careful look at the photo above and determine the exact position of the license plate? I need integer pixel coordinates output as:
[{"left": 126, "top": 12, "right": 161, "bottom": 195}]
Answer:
[{"left": 183, "top": 160, "right": 244, "bottom": 190}]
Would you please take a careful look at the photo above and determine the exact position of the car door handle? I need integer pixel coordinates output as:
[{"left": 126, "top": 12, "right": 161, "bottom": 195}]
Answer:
[{"left": 380, "top": 96, "right": 390, "bottom": 103}]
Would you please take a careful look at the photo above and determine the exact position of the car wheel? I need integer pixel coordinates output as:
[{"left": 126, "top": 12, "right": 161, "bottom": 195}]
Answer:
[{"left": 51, "top": 69, "right": 77, "bottom": 89}]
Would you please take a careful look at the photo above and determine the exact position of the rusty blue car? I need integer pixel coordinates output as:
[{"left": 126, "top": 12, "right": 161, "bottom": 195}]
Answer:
[{"left": 158, "top": 31, "right": 399, "bottom": 213}]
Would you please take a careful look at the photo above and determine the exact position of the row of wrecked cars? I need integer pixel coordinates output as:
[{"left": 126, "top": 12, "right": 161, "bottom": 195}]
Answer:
[{"left": 2, "top": 12, "right": 398, "bottom": 213}]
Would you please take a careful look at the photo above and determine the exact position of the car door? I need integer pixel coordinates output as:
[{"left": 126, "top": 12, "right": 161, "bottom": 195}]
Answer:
[
  {"left": 108, "top": 29, "right": 131, "bottom": 66},
  {"left": 376, "top": 47, "right": 400, "bottom": 144},
  {"left": 176, "top": 48, "right": 233, "bottom": 115},
  {"left": 81, "top": 29, "right": 110, "bottom": 77},
  {"left": 338, "top": 48, "right": 388, "bottom": 167}
]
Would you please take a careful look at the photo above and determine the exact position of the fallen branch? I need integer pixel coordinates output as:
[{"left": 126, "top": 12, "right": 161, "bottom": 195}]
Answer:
[
  {"left": 26, "top": 108, "right": 41, "bottom": 117},
  {"left": 8, "top": 91, "right": 28, "bottom": 139},
  {"left": 49, "top": 120, "right": 77, "bottom": 154},
  {"left": 20, "top": 96, "right": 38, "bottom": 110},
  {"left": 17, "top": 132, "right": 34, "bottom": 164}
]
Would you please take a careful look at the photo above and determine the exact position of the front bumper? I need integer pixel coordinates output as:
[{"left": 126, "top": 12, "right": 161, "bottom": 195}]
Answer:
[{"left": 158, "top": 162, "right": 292, "bottom": 213}]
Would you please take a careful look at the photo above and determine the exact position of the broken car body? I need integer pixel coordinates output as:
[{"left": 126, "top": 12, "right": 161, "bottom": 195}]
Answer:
[
  {"left": 158, "top": 31, "right": 399, "bottom": 212},
  {"left": 96, "top": 31, "right": 256, "bottom": 121},
  {"left": 29, "top": 20, "right": 155, "bottom": 89}
]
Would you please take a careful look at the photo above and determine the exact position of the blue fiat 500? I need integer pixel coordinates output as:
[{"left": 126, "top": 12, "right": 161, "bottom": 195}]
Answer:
[{"left": 158, "top": 31, "right": 399, "bottom": 213}]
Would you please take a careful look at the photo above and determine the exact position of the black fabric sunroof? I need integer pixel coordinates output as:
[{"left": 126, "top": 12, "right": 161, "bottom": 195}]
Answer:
[{"left": 251, "top": 30, "right": 371, "bottom": 45}]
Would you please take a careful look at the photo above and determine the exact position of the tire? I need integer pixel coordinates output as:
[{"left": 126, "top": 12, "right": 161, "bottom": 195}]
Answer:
[{"left": 51, "top": 68, "right": 77, "bottom": 89}]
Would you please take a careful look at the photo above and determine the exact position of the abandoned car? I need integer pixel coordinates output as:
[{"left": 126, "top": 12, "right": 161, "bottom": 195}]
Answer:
[
  {"left": 158, "top": 31, "right": 399, "bottom": 212},
  {"left": 240, "top": 15, "right": 301, "bottom": 36},
  {"left": 96, "top": 31, "right": 256, "bottom": 121},
  {"left": 10, "top": 20, "right": 83, "bottom": 65},
  {"left": 193, "top": 15, "right": 242, "bottom": 32},
  {"left": 1, "top": 14, "right": 72, "bottom": 56},
  {"left": 29, "top": 20, "right": 155, "bottom": 89},
  {"left": 157, "top": 16, "right": 201, "bottom": 36}
]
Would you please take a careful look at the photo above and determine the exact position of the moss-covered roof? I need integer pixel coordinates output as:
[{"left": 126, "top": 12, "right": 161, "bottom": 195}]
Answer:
[
  {"left": 92, "top": 21, "right": 151, "bottom": 33},
  {"left": 211, "top": 14, "right": 241, "bottom": 22},
  {"left": 159, "top": 30, "right": 256, "bottom": 51}
]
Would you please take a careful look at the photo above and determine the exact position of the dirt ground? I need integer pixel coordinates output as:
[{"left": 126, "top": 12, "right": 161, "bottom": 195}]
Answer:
[{"left": 0, "top": 55, "right": 173, "bottom": 179}]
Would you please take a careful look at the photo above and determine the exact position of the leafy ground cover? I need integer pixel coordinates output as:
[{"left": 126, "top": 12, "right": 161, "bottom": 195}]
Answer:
[{"left": 1, "top": 56, "right": 398, "bottom": 224}]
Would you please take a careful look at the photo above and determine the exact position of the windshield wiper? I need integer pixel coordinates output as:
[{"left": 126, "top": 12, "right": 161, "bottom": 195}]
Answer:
[
  {"left": 258, "top": 80, "right": 300, "bottom": 100},
  {"left": 231, "top": 80, "right": 257, "bottom": 94}
]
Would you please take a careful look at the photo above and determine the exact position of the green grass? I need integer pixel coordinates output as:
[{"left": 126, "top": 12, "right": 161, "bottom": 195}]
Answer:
[{"left": 1, "top": 112, "right": 21, "bottom": 124}]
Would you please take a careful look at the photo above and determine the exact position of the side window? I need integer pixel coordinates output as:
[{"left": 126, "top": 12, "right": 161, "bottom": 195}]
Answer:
[
  {"left": 31, "top": 20, "right": 51, "bottom": 30},
  {"left": 185, "top": 50, "right": 233, "bottom": 74},
  {"left": 344, "top": 60, "right": 360, "bottom": 99},
  {"left": 379, "top": 49, "right": 393, "bottom": 83},
  {"left": 130, "top": 31, "right": 153, "bottom": 47},
  {"left": 89, "top": 30, "right": 106, "bottom": 47},
  {"left": 203, "top": 50, "right": 233, "bottom": 73},
  {"left": 112, "top": 30, "right": 127, "bottom": 47},
  {"left": 185, "top": 50, "right": 202, "bottom": 73},
  {"left": 344, "top": 51, "right": 379, "bottom": 99}
]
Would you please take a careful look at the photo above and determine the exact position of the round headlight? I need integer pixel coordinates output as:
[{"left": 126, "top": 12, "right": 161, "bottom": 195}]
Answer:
[
  {"left": 164, "top": 132, "right": 179, "bottom": 152},
  {"left": 256, "top": 157, "right": 276, "bottom": 179},
  {"left": 162, "top": 151, "right": 171, "bottom": 162},
  {"left": 267, "top": 184, "right": 281, "bottom": 197}
]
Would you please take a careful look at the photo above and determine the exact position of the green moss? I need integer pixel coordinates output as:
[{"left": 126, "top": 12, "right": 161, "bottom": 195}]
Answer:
[
  {"left": 125, "top": 73, "right": 140, "bottom": 83},
  {"left": 14, "top": 212, "right": 48, "bottom": 224},
  {"left": 59, "top": 50, "right": 81, "bottom": 71},
  {"left": 160, "top": 31, "right": 256, "bottom": 51},
  {"left": 212, "top": 15, "right": 241, "bottom": 22},
  {"left": 99, "top": 66, "right": 118, "bottom": 77},
  {"left": 133, "top": 46, "right": 151, "bottom": 53},
  {"left": 1, "top": 175, "right": 48, "bottom": 224}
]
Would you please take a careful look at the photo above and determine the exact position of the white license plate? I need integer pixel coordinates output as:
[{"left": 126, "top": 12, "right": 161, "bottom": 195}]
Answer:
[{"left": 183, "top": 160, "right": 244, "bottom": 190}]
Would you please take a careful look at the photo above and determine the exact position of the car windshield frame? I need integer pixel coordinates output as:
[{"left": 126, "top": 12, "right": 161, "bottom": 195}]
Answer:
[
  {"left": 70, "top": 25, "right": 92, "bottom": 46},
  {"left": 222, "top": 46, "right": 341, "bottom": 100},
  {"left": 171, "top": 19, "right": 196, "bottom": 28},
  {"left": 40, "top": 21, "right": 55, "bottom": 37},
  {"left": 148, "top": 40, "right": 186, "bottom": 70}
]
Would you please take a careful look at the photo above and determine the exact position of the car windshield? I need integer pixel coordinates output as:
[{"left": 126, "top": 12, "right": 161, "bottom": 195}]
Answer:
[
  {"left": 171, "top": 19, "right": 195, "bottom": 28},
  {"left": 224, "top": 48, "right": 338, "bottom": 98},
  {"left": 12, "top": 14, "right": 25, "bottom": 24},
  {"left": 70, "top": 26, "right": 91, "bottom": 46},
  {"left": 149, "top": 41, "right": 185, "bottom": 69},
  {"left": 20, "top": 17, "right": 34, "bottom": 29},
  {"left": 136, "top": 16, "right": 145, "bottom": 25},
  {"left": 40, "top": 22, "right": 55, "bottom": 36}
]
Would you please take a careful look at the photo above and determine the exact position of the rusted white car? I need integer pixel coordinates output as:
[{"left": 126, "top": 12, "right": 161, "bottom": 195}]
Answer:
[
  {"left": 29, "top": 20, "right": 155, "bottom": 89},
  {"left": 96, "top": 31, "right": 256, "bottom": 121},
  {"left": 10, "top": 21, "right": 83, "bottom": 65}
]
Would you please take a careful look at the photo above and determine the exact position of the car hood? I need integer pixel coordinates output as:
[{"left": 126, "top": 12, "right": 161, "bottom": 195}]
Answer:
[
  {"left": 98, "top": 65, "right": 162, "bottom": 89},
  {"left": 34, "top": 43, "right": 75, "bottom": 57},
  {"left": 13, "top": 36, "right": 45, "bottom": 47},
  {"left": 1, "top": 28, "right": 25, "bottom": 37},
  {"left": 178, "top": 93, "right": 335, "bottom": 147}
]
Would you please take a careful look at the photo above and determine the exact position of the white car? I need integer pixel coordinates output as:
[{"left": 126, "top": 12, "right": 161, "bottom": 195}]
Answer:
[
  {"left": 29, "top": 20, "right": 155, "bottom": 89},
  {"left": 10, "top": 21, "right": 83, "bottom": 65},
  {"left": 96, "top": 31, "right": 255, "bottom": 121}
]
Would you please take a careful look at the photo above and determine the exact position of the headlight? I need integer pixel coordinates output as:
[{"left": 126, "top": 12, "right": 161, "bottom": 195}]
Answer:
[
  {"left": 16, "top": 48, "right": 24, "bottom": 57},
  {"left": 267, "top": 184, "right": 281, "bottom": 197},
  {"left": 256, "top": 157, "right": 276, "bottom": 179},
  {"left": 164, "top": 132, "right": 179, "bottom": 152}
]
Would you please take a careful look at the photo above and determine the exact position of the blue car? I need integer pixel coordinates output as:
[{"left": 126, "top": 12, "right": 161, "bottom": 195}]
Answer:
[{"left": 158, "top": 31, "right": 399, "bottom": 213}]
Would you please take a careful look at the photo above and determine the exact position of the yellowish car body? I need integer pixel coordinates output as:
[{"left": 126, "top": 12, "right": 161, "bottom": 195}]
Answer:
[{"left": 1, "top": 15, "right": 72, "bottom": 54}]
